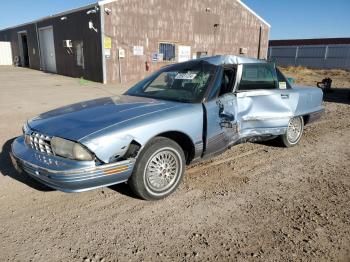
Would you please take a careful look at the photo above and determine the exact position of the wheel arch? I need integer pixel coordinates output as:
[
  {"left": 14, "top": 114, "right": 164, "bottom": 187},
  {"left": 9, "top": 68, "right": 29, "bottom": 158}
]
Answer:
[
  {"left": 302, "top": 114, "right": 310, "bottom": 126},
  {"left": 154, "top": 131, "right": 195, "bottom": 165}
]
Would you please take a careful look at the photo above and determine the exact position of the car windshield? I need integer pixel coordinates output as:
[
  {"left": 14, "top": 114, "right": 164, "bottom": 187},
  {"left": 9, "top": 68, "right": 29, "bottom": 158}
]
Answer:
[{"left": 125, "top": 61, "right": 217, "bottom": 103}]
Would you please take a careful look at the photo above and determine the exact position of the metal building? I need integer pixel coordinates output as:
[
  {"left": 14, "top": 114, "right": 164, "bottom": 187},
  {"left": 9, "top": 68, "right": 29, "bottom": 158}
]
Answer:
[
  {"left": 269, "top": 38, "right": 350, "bottom": 70},
  {"left": 0, "top": 0, "right": 270, "bottom": 84}
]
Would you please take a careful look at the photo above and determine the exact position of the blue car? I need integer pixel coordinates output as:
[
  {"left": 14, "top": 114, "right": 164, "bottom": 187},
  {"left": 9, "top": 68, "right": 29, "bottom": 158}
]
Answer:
[{"left": 11, "top": 55, "right": 324, "bottom": 200}]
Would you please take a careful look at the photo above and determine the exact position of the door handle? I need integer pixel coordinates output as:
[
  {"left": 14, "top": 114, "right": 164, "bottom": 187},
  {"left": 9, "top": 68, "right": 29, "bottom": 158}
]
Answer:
[{"left": 281, "top": 94, "right": 289, "bottom": 99}]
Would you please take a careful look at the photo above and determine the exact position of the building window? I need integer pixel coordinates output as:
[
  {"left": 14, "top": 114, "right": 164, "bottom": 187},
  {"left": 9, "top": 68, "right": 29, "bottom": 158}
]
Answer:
[
  {"left": 159, "top": 43, "right": 176, "bottom": 61},
  {"left": 196, "top": 51, "right": 208, "bottom": 59}
]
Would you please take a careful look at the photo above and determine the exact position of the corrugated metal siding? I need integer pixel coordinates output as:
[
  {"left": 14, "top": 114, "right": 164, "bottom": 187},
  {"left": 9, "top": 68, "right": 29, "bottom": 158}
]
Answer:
[
  {"left": 0, "top": 0, "right": 269, "bottom": 84},
  {"left": 268, "top": 46, "right": 296, "bottom": 59},
  {"left": 36, "top": 8, "right": 103, "bottom": 82},
  {"left": 298, "top": 46, "right": 326, "bottom": 58},
  {"left": 270, "top": 38, "right": 350, "bottom": 46},
  {"left": 0, "top": 7, "right": 103, "bottom": 82},
  {"left": 269, "top": 44, "right": 350, "bottom": 70},
  {"left": 0, "top": 41, "right": 13, "bottom": 65},
  {"left": 104, "top": 0, "right": 270, "bottom": 83},
  {"left": 0, "top": 25, "right": 41, "bottom": 69}
]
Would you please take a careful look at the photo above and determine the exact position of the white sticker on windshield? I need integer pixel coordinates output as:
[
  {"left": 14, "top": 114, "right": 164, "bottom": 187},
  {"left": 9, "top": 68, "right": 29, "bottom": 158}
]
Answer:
[
  {"left": 279, "top": 82, "right": 287, "bottom": 89},
  {"left": 175, "top": 73, "right": 197, "bottom": 80}
]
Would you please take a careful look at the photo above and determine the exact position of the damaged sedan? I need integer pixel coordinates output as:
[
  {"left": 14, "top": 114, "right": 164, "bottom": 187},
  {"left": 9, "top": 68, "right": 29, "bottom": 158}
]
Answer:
[{"left": 10, "top": 55, "right": 324, "bottom": 200}]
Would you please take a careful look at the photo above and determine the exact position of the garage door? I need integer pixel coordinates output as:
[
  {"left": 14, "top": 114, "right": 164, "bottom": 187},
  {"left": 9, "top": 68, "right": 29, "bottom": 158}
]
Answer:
[
  {"left": 38, "top": 26, "right": 57, "bottom": 73},
  {"left": 0, "top": 41, "right": 12, "bottom": 65}
]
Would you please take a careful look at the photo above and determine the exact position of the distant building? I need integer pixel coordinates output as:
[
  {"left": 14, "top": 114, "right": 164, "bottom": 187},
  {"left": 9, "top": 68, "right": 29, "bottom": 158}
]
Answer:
[
  {"left": 0, "top": 0, "right": 270, "bottom": 84},
  {"left": 269, "top": 38, "right": 350, "bottom": 70}
]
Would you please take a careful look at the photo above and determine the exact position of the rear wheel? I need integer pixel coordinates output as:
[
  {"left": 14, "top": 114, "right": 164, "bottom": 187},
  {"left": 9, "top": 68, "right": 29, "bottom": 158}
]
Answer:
[
  {"left": 281, "top": 116, "right": 304, "bottom": 147},
  {"left": 128, "top": 137, "right": 185, "bottom": 200}
]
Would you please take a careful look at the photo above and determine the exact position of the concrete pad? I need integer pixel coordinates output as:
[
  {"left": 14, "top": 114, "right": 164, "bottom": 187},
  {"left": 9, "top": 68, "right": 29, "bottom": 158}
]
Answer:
[{"left": 0, "top": 66, "right": 129, "bottom": 143}]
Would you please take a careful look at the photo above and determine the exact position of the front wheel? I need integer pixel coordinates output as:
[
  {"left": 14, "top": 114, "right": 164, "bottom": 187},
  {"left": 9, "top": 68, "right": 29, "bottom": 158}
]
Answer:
[
  {"left": 128, "top": 137, "right": 185, "bottom": 200},
  {"left": 280, "top": 116, "right": 304, "bottom": 147}
]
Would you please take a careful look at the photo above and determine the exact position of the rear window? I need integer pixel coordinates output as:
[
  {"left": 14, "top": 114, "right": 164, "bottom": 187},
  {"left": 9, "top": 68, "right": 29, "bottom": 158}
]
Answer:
[
  {"left": 238, "top": 64, "right": 276, "bottom": 91},
  {"left": 276, "top": 68, "right": 292, "bottom": 89}
]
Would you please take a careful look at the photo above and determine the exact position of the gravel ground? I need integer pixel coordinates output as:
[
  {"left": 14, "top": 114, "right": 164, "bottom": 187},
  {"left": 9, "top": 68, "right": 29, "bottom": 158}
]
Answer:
[{"left": 0, "top": 66, "right": 349, "bottom": 261}]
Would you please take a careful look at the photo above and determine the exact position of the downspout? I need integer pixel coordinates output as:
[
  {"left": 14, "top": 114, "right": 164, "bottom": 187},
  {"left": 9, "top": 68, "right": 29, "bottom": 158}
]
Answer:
[
  {"left": 99, "top": 4, "right": 107, "bottom": 84},
  {"left": 118, "top": 53, "right": 122, "bottom": 84},
  {"left": 265, "top": 27, "right": 270, "bottom": 59},
  {"left": 35, "top": 22, "right": 42, "bottom": 70},
  {"left": 257, "top": 26, "right": 262, "bottom": 59}
]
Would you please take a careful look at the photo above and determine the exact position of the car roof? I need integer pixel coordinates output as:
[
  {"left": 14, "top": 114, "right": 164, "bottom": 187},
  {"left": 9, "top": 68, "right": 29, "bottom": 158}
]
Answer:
[
  {"left": 160, "top": 55, "right": 268, "bottom": 71},
  {"left": 197, "top": 55, "right": 267, "bottom": 65}
]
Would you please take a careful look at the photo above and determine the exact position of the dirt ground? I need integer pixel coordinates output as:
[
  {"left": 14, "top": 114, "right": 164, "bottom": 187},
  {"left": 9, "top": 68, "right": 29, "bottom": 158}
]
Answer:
[{"left": 0, "top": 66, "right": 349, "bottom": 262}]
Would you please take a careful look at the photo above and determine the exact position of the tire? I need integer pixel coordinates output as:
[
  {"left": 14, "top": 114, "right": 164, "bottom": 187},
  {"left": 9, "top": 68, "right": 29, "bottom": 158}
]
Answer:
[
  {"left": 280, "top": 116, "right": 304, "bottom": 147},
  {"left": 128, "top": 137, "right": 185, "bottom": 200}
]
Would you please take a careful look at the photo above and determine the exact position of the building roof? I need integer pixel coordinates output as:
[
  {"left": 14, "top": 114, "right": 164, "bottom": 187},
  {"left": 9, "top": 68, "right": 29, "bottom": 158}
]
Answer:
[
  {"left": 0, "top": 3, "right": 98, "bottom": 31},
  {"left": 236, "top": 0, "right": 270, "bottom": 27},
  {"left": 269, "top": 38, "right": 350, "bottom": 46}
]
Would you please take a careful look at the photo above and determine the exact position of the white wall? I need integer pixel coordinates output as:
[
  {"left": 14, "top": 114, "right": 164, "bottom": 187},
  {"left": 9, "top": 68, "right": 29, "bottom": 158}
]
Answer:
[{"left": 0, "top": 42, "right": 13, "bottom": 65}]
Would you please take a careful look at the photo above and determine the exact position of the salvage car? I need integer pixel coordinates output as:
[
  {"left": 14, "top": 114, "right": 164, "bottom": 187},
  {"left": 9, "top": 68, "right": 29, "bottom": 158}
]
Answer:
[{"left": 11, "top": 55, "right": 324, "bottom": 200}]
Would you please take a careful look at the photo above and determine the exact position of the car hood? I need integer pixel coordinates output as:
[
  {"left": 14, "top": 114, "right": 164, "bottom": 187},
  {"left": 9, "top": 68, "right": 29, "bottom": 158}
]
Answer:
[{"left": 28, "top": 95, "right": 179, "bottom": 141}]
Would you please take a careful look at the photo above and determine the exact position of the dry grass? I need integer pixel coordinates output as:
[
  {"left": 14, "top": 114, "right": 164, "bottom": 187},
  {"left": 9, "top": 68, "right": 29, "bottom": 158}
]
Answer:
[{"left": 280, "top": 66, "right": 350, "bottom": 88}]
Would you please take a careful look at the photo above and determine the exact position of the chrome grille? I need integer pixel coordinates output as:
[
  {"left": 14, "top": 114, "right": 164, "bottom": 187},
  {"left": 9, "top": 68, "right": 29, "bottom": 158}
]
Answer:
[{"left": 29, "top": 132, "right": 54, "bottom": 155}]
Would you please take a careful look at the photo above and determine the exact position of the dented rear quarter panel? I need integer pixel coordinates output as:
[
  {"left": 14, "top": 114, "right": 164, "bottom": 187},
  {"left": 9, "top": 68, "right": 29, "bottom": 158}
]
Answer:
[{"left": 292, "top": 86, "right": 324, "bottom": 116}]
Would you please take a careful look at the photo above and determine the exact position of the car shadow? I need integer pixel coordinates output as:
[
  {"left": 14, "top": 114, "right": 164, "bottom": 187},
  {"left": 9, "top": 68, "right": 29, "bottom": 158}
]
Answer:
[
  {"left": 254, "top": 138, "right": 284, "bottom": 148},
  {"left": 108, "top": 183, "right": 139, "bottom": 199},
  {"left": 0, "top": 138, "right": 54, "bottom": 192},
  {"left": 322, "top": 87, "right": 350, "bottom": 105}
]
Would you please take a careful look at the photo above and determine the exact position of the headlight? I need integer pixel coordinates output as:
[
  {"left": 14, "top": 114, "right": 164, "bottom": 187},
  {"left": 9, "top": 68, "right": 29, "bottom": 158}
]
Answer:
[{"left": 51, "top": 137, "right": 93, "bottom": 161}]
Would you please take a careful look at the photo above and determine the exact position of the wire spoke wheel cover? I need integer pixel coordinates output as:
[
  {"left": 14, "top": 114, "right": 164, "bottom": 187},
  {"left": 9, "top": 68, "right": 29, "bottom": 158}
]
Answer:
[
  {"left": 144, "top": 147, "right": 181, "bottom": 192},
  {"left": 287, "top": 117, "right": 303, "bottom": 144},
  {"left": 129, "top": 137, "right": 185, "bottom": 200}
]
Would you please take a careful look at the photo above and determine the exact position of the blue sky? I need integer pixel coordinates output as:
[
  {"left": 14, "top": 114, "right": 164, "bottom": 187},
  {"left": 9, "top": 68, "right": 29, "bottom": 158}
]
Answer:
[
  {"left": 0, "top": 0, "right": 349, "bottom": 40},
  {"left": 243, "top": 0, "right": 350, "bottom": 39}
]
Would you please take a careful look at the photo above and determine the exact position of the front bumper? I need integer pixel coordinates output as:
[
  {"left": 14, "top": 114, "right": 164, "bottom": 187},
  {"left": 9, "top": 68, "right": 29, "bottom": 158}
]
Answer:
[{"left": 11, "top": 136, "right": 135, "bottom": 192}]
